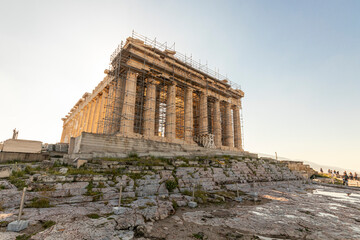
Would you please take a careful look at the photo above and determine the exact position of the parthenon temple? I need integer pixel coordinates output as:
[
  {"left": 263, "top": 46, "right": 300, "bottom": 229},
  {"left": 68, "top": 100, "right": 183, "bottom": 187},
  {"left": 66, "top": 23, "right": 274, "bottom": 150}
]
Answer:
[{"left": 60, "top": 32, "right": 244, "bottom": 152}]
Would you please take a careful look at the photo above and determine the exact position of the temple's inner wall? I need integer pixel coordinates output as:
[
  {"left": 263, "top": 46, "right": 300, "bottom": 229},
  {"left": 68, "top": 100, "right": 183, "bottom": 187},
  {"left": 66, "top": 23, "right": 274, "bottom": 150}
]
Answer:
[{"left": 61, "top": 34, "right": 244, "bottom": 151}]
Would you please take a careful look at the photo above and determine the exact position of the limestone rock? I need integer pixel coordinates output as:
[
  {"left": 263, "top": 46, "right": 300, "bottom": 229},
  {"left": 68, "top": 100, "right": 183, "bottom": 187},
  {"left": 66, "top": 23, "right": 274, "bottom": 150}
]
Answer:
[{"left": 7, "top": 220, "right": 29, "bottom": 232}]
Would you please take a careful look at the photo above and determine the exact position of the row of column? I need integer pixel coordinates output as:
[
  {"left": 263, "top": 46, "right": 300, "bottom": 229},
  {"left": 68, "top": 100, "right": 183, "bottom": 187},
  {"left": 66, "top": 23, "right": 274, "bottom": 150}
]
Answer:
[
  {"left": 62, "top": 70, "right": 242, "bottom": 150},
  {"left": 61, "top": 89, "right": 109, "bottom": 143},
  {"left": 117, "top": 71, "right": 242, "bottom": 150}
]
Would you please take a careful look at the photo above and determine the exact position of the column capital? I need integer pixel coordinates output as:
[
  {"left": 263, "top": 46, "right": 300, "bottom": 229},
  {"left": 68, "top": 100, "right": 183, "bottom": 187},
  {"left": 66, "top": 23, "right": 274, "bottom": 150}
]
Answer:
[
  {"left": 127, "top": 71, "right": 139, "bottom": 78},
  {"left": 146, "top": 77, "right": 157, "bottom": 85},
  {"left": 168, "top": 80, "right": 177, "bottom": 86},
  {"left": 232, "top": 104, "right": 240, "bottom": 110}
]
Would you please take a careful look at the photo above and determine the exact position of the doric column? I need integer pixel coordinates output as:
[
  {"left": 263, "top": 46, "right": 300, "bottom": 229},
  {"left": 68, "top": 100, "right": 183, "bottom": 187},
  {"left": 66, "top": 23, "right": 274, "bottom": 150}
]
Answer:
[
  {"left": 95, "top": 94, "right": 104, "bottom": 133},
  {"left": 184, "top": 87, "right": 193, "bottom": 143},
  {"left": 77, "top": 107, "right": 85, "bottom": 136},
  {"left": 91, "top": 96, "right": 101, "bottom": 133},
  {"left": 233, "top": 105, "right": 242, "bottom": 150},
  {"left": 96, "top": 92, "right": 105, "bottom": 133},
  {"left": 60, "top": 122, "right": 67, "bottom": 142},
  {"left": 86, "top": 100, "right": 95, "bottom": 132},
  {"left": 72, "top": 113, "right": 79, "bottom": 136},
  {"left": 100, "top": 90, "right": 109, "bottom": 133},
  {"left": 143, "top": 79, "right": 156, "bottom": 137},
  {"left": 70, "top": 117, "right": 75, "bottom": 137},
  {"left": 107, "top": 83, "right": 116, "bottom": 134},
  {"left": 81, "top": 105, "right": 89, "bottom": 134},
  {"left": 224, "top": 102, "right": 234, "bottom": 147},
  {"left": 154, "top": 88, "right": 160, "bottom": 136},
  {"left": 213, "top": 99, "right": 222, "bottom": 148},
  {"left": 199, "top": 91, "right": 208, "bottom": 135},
  {"left": 165, "top": 83, "right": 176, "bottom": 140},
  {"left": 119, "top": 71, "right": 138, "bottom": 135}
]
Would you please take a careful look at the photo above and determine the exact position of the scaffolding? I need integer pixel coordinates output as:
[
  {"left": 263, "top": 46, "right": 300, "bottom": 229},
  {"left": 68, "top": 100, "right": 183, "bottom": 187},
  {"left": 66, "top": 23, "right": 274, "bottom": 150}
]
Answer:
[{"left": 94, "top": 31, "right": 244, "bottom": 149}]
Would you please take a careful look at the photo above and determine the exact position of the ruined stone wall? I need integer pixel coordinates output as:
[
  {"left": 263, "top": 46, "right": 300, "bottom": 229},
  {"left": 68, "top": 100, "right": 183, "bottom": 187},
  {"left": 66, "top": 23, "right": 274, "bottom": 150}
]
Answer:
[
  {"left": 282, "top": 160, "right": 316, "bottom": 178},
  {"left": 0, "top": 152, "right": 48, "bottom": 163},
  {"left": 2, "top": 139, "right": 42, "bottom": 153}
]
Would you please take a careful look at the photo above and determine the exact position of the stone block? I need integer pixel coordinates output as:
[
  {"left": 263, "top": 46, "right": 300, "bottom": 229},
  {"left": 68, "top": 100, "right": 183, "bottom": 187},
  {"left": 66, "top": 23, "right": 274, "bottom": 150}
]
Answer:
[
  {"left": 7, "top": 220, "right": 29, "bottom": 232},
  {"left": 113, "top": 207, "right": 132, "bottom": 215},
  {"left": 2, "top": 139, "right": 42, "bottom": 153},
  {"left": 0, "top": 166, "right": 11, "bottom": 178},
  {"left": 59, "top": 168, "right": 68, "bottom": 174},
  {"left": 188, "top": 201, "right": 197, "bottom": 208},
  {"left": 117, "top": 230, "right": 134, "bottom": 240},
  {"left": 76, "top": 159, "right": 88, "bottom": 169}
]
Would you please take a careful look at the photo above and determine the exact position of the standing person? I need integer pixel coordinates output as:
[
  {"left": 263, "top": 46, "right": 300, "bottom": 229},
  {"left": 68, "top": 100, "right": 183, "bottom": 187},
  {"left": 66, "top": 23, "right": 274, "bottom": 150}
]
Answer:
[
  {"left": 320, "top": 168, "right": 323, "bottom": 173},
  {"left": 349, "top": 172, "right": 353, "bottom": 180},
  {"left": 343, "top": 171, "right": 349, "bottom": 186},
  {"left": 354, "top": 172, "right": 358, "bottom": 181}
]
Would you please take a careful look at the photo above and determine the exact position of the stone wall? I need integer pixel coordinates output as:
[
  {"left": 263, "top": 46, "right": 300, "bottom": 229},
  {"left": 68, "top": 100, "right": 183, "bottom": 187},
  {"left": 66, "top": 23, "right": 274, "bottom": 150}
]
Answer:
[
  {"left": 70, "top": 132, "right": 256, "bottom": 158},
  {"left": 2, "top": 139, "right": 42, "bottom": 153},
  {"left": 282, "top": 160, "right": 316, "bottom": 178},
  {"left": 0, "top": 152, "right": 48, "bottom": 163}
]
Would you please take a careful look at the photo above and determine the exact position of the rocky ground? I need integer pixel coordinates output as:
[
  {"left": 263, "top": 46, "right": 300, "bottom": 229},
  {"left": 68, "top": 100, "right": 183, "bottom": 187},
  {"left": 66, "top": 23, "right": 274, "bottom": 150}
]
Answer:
[{"left": 1, "top": 155, "right": 359, "bottom": 239}]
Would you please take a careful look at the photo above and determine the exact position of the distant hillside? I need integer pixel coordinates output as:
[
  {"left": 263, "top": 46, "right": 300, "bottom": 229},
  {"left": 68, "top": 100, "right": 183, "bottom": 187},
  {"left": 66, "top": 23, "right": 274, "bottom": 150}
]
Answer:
[{"left": 256, "top": 153, "right": 360, "bottom": 174}]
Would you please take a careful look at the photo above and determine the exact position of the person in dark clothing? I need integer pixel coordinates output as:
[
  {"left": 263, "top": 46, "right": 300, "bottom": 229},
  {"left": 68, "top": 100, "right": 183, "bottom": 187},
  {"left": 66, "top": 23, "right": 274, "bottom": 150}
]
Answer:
[
  {"left": 355, "top": 172, "right": 358, "bottom": 181},
  {"left": 320, "top": 168, "right": 323, "bottom": 173},
  {"left": 343, "top": 172, "right": 349, "bottom": 186}
]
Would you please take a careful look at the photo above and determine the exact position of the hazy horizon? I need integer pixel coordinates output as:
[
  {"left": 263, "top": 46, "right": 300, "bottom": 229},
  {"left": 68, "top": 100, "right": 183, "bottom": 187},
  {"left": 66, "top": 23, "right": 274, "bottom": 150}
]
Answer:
[{"left": 1, "top": 0, "right": 359, "bottom": 171}]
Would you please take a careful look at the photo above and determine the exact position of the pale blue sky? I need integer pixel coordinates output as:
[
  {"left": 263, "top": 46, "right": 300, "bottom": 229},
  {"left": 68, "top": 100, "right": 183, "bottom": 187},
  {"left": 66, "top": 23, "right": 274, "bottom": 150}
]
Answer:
[{"left": 1, "top": 0, "right": 359, "bottom": 170}]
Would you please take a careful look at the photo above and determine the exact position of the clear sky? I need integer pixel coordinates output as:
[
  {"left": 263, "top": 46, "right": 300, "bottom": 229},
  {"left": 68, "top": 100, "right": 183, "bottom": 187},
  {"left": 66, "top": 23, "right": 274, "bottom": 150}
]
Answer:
[{"left": 1, "top": 0, "right": 359, "bottom": 171}]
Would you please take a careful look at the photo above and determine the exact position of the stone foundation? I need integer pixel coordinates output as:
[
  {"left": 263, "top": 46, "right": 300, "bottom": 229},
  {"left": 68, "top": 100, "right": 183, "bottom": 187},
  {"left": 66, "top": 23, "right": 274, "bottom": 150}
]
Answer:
[{"left": 69, "top": 132, "right": 255, "bottom": 158}]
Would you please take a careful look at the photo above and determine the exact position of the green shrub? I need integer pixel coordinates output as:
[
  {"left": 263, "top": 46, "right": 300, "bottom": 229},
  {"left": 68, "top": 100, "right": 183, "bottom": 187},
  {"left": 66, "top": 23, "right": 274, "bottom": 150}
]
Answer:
[
  {"left": 12, "top": 170, "right": 25, "bottom": 178},
  {"left": 127, "top": 152, "right": 139, "bottom": 158},
  {"left": 126, "top": 172, "right": 146, "bottom": 180},
  {"left": 16, "top": 235, "right": 31, "bottom": 240},
  {"left": 172, "top": 200, "right": 178, "bottom": 210},
  {"left": 84, "top": 181, "right": 103, "bottom": 201},
  {"left": 42, "top": 220, "right": 56, "bottom": 229},
  {"left": 27, "top": 197, "right": 52, "bottom": 208},
  {"left": 192, "top": 232, "right": 205, "bottom": 239},
  {"left": 24, "top": 166, "right": 37, "bottom": 175},
  {"left": 165, "top": 179, "right": 178, "bottom": 192},
  {"left": 8, "top": 176, "right": 26, "bottom": 190},
  {"left": 87, "top": 213, "right": 101, "bottom": 219}
]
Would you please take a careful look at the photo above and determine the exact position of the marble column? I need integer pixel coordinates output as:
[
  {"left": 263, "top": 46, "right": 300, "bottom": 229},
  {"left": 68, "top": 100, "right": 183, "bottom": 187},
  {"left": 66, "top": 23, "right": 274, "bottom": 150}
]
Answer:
[
  {"left": 91, "top": 96, "right": 101, "bottom": 133},
  {"left": 224, "top": 102, "right": 234, "bottom": 147},
  {"left": 165, "top": 83, "right": 176, "bottom": 140},
  {"left": 97, "top": 92, "right": 105, "bottom": 133},
  {"left": 154, "top": 88, "right": 160, "bottom": 136},
  {"left": 143, "top": 79, "right": 156, "bottom": 137},
  {"left": 119, "top": 71, "right": 138, "bottom": 135},
  {"left": 199, "top": 91, "right": 208, "bottom": 135},
  {"left": 101, "top": 90, "right": 109, "bottom": 133},
  {"left": 213, "top": 99, "right": 222, "bottom": 148},
  {"left": 233, "top": 105, "right": 242, "bottom": 150},
  {"left": 81, "top": 105, "right": 89, "bottom": 134},
  {"left": 77, "top": 107, "right": 85, "bottom": 136},
  {"left": 184, "top": 87, "right": 193, "bottom": 143},
  {"left": 86, "top": 100, "right": 95, "bottom": 132}
]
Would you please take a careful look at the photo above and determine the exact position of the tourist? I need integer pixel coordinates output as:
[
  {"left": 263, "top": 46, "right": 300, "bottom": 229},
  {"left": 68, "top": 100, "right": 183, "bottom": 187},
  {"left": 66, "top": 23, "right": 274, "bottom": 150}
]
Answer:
[
  {"left": 354, "top": 172, "right": 358, "bottom": 181},
  {"left": 320, "top": 168, "right": 323, "bottom": 173},
  {"left": 343, "top": 172, "right": 349, "bottom": 186},
  {"left": 349, "top": 172, "right": 353, "bottom": 180}
]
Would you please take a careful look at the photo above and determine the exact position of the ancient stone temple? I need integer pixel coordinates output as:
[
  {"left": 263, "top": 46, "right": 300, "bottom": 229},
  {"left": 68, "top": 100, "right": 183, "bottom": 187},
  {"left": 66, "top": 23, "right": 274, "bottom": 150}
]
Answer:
[{"left": 60, "top": 32, "right": 244, "bottom": 152}]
